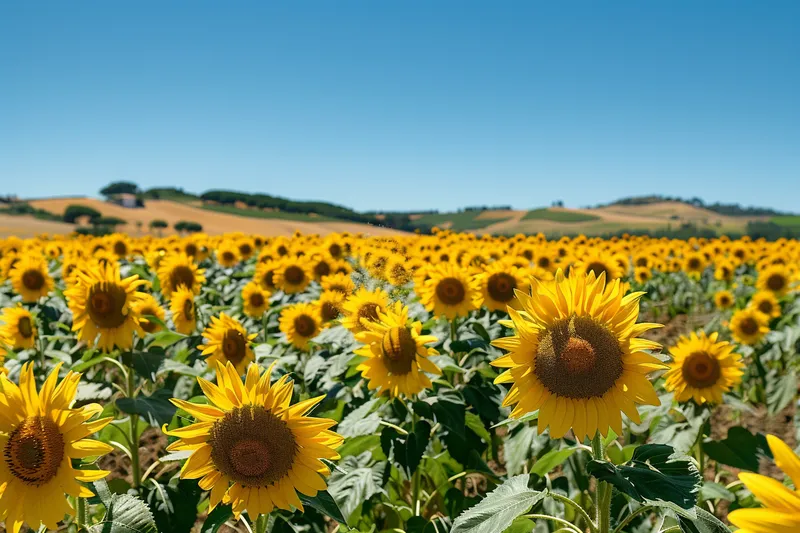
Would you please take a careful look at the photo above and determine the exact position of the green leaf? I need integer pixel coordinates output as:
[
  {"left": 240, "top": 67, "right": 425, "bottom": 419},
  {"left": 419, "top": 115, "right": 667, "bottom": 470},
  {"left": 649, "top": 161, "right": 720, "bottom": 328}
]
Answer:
[
  {"left": 503, "top": 425, "right": 543, "bottom": 476},
  {"left": 337, "top": 399, "right": 381, "bottom": 438},
  {"left": 149, "top": 330, "right": 187, "bottom": 348},
  {"left": 299, "top": 490, "right": 347, "bottom": 524},
  {"left": 89, "top": 484, "right": 158, "bottom": 533},
  {"left": 703, "top": 426, "right": 772, "bottom": 472},
  {"left": 699, "top": 482, "right": 735, "bottom": 503},
  {"left": 427, "top": 390, "right": 466, "bottom": 439},
  {"left": 530, "top": 448, "right": 576, "bottom": 477},
  {"left": 327, "top": 452, "right": 387, "bottom": 523},
  {"left": 766, "top": 369, "right": 797, "bottom": 416},
  {"left": 451, "top": 474, "right": 546, "bottom": 533},
  {"left": 407, "top": 516, "right": 438, "bottom": 533},
  {"left": 587, "top": 444, "right": 700, "bottom": 510},
  {"left": 380, "top": 420, "right": 431, "bottom": 476},
  {"left": 200, "top": 505, "right": 232, "bottom": 533},
  {"left": 451, "top": 338, "right": 489, "bottom": 354},
  {"left": 121, "top": 350, "right": 165, "bottom": 382},
  {"left": 678, "top": 506, "right": 732, "bottom": 533},
  {"left": 471, "top": 322, "right": 492, "bottom": 343},
  {"left": 465, "top": 412, "right": 491, "bottom": 443},
  {"left": 503, "top": 517, "right": 536, "bottom": 533},
  {"left": 116, "top": 389, "right": 177, "bottom": 427}
]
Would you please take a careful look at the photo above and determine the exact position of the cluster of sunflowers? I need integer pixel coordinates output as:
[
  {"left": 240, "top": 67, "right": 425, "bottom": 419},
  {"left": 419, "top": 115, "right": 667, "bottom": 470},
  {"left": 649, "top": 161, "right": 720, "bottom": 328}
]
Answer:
[{"left": 0, "top": 229, "right": 798, "bottom": 533}]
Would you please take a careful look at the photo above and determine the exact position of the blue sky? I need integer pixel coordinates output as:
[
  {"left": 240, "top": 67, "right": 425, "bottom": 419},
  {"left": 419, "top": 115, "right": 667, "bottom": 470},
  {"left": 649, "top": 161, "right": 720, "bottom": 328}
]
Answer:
[{"left": 2, "top": 1, "right": 798, "bottom": 212}]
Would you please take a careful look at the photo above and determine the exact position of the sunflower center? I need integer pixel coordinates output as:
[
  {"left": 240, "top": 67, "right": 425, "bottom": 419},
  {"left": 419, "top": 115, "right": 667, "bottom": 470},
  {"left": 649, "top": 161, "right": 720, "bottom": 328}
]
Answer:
[
  {"left": 249, "top": 292, "right": 265, "bottom": 308},
  {"left": 688, "top": 258, "right": 701, "bottom": 269},
  {"left": 239, "top": 243, "right": 253, "bottom": 257},
  {"left": 537, "top": 257, "right": 550, "bottom": 268},
  {"left": 262, "top": 270, "right": 276, "bottom": 290},
  {"left": 222, "top": 329, "right": 247, "bottom": 366},
  {"left": 5, "top": 416, "right": 64, "bottom": 486},
  {"left": 18, "top": 316, "right": 34, "bottom": 338},
  {"left": 329, "top": 283, "right": 348, "bottom": 294},
  {"left": 719, "top": 294, "right": 732, "bottom": 307},
  {"left": 358, "top": 303, "right": 381, "bottom": 323},
  {"left": 321, "top": 302, "right": 340, "bottom": 322},
  {"left": 113, "top": 241, "right": 128, "bottom": 257},
  {"left": 184, "top": 243, "right": 198, "bottom": 257},
  {"left": 329, "top": 243, "right": 342, "bottom": 258},
  {"left": 534, "top": 315, "right": 624, "bottom": 399},
  {"left": 314, "top": 261, "right": 331, "bottom": 278},
  {"left": 586, "top": 262, "right": 609, "bottom": 279},
  {"left": 169, "top": 266, "right": 196, "bottom": 291},
  {"left": 487, "top": 273, "right": 517, "bottom": 303},
  {"left": 22, "top": 269, "right": 45, "bottom": 291},
  {"left": 757, "top": 300, "right": 774, "bottom": 315},
  {"left": 209, "top": 406, "right": 297, "bottom": 487},
  {"left": 635, "top": 257, "right": 648, "bottom": 267},
  {"left": 139, "top": 307, "right": 160, "bottom": 333},
  {"left": 390, "top": 264, "right": 409, "bottom": 284},
  {"left": 88, "top": 282, "right": 128, "bottom": 328},
  {"left": 294, "top": 315, "right": 317, "bottom": 338},
  {"left": 682, "top": 351, "right": 722, "bottom": 388},
  {"left": 183, "top": 298, "right": 194, "bottom": 320},
  {"left": 284, "top": 266, "right": 305, "bottom": 285},
  {"left": 522, "top": 250, "right": 534, "bottom": 260},
  {"left": 766, "top": 274, "right": 786, "bottom": 292},
  {"left": 381, "top": 327, "right": 417, "bottom": 375},
  {"left": 436, "top": 278, "right": 466, "bottom": 306},
  {"left": 222, "top": 251, "right": 235, "bottom": 263},
  {"left": 739, "top": 317, "right": 759, "bottom": 336}
]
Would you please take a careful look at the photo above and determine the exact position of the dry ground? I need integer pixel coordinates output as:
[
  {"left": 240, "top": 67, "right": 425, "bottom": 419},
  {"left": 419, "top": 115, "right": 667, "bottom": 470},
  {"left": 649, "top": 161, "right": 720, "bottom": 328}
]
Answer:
[{"left": 6, "top": 197, "right": 404, "bottom": 238}]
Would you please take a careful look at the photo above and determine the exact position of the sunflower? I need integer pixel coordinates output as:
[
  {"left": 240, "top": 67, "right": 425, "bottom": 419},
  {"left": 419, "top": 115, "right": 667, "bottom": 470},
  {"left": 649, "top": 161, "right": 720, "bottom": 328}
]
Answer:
[
  {"left": 419, "top": 264, "right": 481, "bottom": 319},
  {"left": 385, "top": 255, "right": 413, "bottom": 286},
  {"left": 309, "top": 253, "right": 333, "bottom": 281},
  {"left": 9, "top": 254, "right": 53, "bottom": 302},
  {"left": 279, "top": 303, "right": 322, "bottom": 350},
  {"left": 320, "top": 272, "right": 355, "bottom": 295},
  {"left": 575, "top": 252, "right": 625, "bottom": 281},
  {"left": 198, "top": 313, "right": 257, "bottom": 374},
  {"left": 255, "top": 259, "right": 282, "bottom": 292},
  {"left": 756, "top": 265, "right": 792, "bottom": 296},
  {"left": 316, "top": 291, "right": 345, "bottom": 327},
  {"left": 683, "top": 252, "right": 707, "bottom": 278},
  {"left": 170, "top": 285, "right": 197, "bottom": 335},
  {"left": 714, "top": 289, "right": 735, "bottom": 310},
  {"left": 477, "top": 261, "right": 527, "bottom": 312},
  {"left": 0, "top": 363, "right": 113, "bottom": 533},
  {"left": 216, "top": 242, "right": 241, "bottom": 268},
  {"left": 355, "top": 301, "right": 441, "bottom": 397},
  {"left": 663, "top": 331, "right": 744, "bottom": 404},
  {"left": 730, "top": 308, "right": 770, "bottom": 345},
  {"left": 633, "top": 267, "right": 652, "bottom": 284},
  {"left": 727, "top": 435, "right": 800, "bottom": 533},
  {"left": 274, "top": 258, "right": 313, "bottom": 294},
  {"left": 491, "top": 269, "right": 665, "bottom": 440},
  {"left": 0, "top": 305, "right": 37, "bottom": 350},
  {"left": 750, "top": 290, "right": 781, "bottom": 318},
  {"left": 236, "top": 237, "right": 256, "bottom": 261},
  {"left": 714, "top": 260, "right": 736, "bottom": 282},
  {"left": 241, "top": 282, "right": 271, "bottom": 318},
  {"left": 108, "top": 234, "right": 130, "bottom": 258},
  {"left": 65, "top": 262, "right": 148, "bottom": 351},
  {"left": 132, "top": 293, "right": 166, "bottom": 334},
  {"left": 341, "top": 287, "right": 390, "bottom": 333},
  {"left": 164, "top": 361, "right": 343, "bottom": 519},
  {"left": 157, "top": 253, "right": 206, "bottom": 297}
]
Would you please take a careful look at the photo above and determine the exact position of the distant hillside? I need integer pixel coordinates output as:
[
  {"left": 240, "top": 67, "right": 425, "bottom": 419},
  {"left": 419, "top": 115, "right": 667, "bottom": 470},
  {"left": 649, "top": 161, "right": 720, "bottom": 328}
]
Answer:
[{"left": 600, "top": 195, "right": 790, "bottom": 217}]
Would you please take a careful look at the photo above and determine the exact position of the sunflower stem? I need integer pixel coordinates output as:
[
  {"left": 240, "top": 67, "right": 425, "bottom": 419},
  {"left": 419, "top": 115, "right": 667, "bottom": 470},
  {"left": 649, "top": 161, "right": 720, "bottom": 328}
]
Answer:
[
  {"left": 548, "top": 492, "right": 597, "bottom": 533},
  {"left": 76, "top": 496, "right": 87, "bottom": 530},
  {"left": 411, "top": 409, "right": 422, "bottom": 516},
  {"left": 126, "top": 366, "right": 141, "bottom": 490},
  {"left": 592, "top": 432, "right": 611, "bottom": 533},
  {"left": 255, "top": 514, "right": 272, "bottom": 533},
  {"left": 520, "top": 514, "right": 582, "bottom": 533},
  {"left": 450, "top": 317, "right": 459, "bottom": 344}
]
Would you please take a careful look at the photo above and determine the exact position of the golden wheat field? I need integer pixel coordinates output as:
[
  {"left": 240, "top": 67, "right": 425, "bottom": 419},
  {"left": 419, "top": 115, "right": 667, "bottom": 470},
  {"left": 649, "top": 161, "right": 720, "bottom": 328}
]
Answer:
[{"left": 0, "top": 230, "right": 798, "bottom": 533}]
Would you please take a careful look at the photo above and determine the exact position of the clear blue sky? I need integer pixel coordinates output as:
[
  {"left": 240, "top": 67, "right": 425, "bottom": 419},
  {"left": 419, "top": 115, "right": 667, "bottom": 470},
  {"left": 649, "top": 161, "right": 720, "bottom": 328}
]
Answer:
[{"left": 2, "top": 1, "right": 798, "bottom": 212}]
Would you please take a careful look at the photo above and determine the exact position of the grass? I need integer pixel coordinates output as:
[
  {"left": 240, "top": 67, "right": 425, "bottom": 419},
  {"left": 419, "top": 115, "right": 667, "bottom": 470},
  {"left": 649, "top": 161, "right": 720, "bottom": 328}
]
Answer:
[
  {"left": 411, "top": 212, "right": 512, "bottom": 231},
  {"left": 522, "top": 208, "right": 600, "bottom": 222},
  {"left": 771, "top": 216, "right": 800, "bottom": 228},
  {"left": 200, "top": 204, "right": 340, "bottom": 222}
]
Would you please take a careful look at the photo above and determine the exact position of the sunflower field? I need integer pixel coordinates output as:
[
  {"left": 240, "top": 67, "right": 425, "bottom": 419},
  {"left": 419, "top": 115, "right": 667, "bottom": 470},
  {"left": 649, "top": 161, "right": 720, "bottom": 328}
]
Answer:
[{"left": 0, "top": 230, "right": 798, "bottom": 533}]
